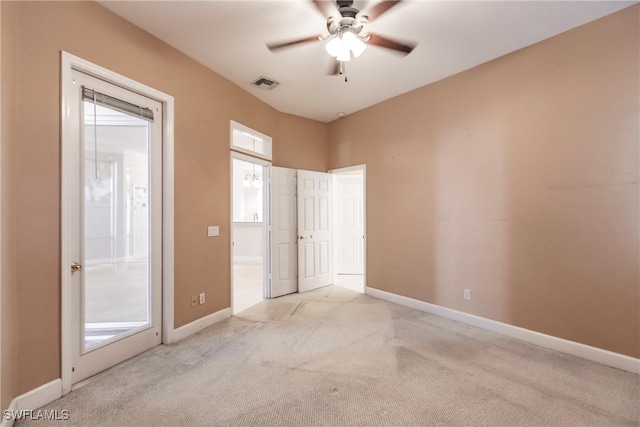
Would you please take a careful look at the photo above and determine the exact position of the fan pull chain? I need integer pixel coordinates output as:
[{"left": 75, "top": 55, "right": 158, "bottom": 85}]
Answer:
[{"left": 340, "top": 61, "right": 348, "bottom": 82}]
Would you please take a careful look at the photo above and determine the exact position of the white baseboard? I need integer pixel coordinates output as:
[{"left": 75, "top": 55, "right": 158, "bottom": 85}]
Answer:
[
  {"left": 366, "top": 287, "right": 640, "bottom": 375},
  {"left": 1, "top": 379, "right": 62, "bottom": 427},
  {"left": 169, "top": 307, "right": 231, "bottom": 343}
]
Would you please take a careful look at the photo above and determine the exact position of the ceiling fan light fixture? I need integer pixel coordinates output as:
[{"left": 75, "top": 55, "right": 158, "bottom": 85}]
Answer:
[
  {"left": 348, "top": 35, "right": 367, "bottom": 57},
  {"left": 326, "top": 35, "right": 351, "bottom": 61},
  {"left": 325, "top": 31, "right": 366, "bottom": 62},
  {"left": 336, "top": 47, "right": 351, "bottom": 62},
  {"left": 325, "top": 36, "right": 342, "bottom": 57}
]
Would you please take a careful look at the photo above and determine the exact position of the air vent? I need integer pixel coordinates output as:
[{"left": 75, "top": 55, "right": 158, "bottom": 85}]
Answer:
[{"left": 251, "top": 76, "right": 280, "bottom": 90}]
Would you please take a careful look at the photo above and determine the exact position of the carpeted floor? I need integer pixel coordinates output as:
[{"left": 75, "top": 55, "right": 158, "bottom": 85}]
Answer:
[{"left": 17, "top": 286, "right": 639, "bottom": 426}]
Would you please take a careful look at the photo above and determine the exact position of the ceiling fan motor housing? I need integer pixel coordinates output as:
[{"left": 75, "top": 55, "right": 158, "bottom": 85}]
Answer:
[{"left": 327, "top": 16, "right": 365, "bottom": 36}]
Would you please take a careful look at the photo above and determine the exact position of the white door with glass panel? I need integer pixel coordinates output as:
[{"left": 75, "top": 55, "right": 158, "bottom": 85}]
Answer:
[
  {"left": 297, "top": 170, "right": 333, "bottom": 293},
  {"left": 68, "top": 70, "right": 162, "bottom": 384}
]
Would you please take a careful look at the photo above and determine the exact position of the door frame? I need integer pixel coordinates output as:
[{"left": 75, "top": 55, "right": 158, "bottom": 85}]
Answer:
[
  {"left": 60, "top": 52, "right": 175, "bottom": 395},
  {"left": 329, "top": 164, "right": 367, "bottom": 292},
  {"left": 229, "top": 151, "right": 271, "bottom": 313}
]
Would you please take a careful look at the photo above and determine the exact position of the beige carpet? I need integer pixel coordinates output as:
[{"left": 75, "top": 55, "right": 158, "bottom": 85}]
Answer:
[{"left": 17, "top": 286, "right": 639, "bottom": 426}]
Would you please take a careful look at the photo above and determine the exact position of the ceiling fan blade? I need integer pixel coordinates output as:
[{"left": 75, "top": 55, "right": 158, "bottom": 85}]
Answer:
[
  {"left": 327, "top": 59, "right": 342, "bottom": 75},
  {"left": 267, "top": 35, "right": 323, "bottom": 51},
  {"left": 358, "top": 0, "right": 402, "bottom": 22},
  {"left": 367, "top": 33, "right": 415, "bottom": 55},
  {"left": 312, "top": 0, "right": 338, "bottom": 18}
]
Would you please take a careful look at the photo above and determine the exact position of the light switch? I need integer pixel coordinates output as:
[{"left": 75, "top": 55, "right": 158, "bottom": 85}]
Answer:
[{"left": 207, "top": 226, "right": 219, "bottom": 237}]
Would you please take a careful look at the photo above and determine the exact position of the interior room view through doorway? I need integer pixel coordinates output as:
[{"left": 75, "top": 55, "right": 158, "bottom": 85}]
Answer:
[
  {"left": 231, "top": 156, "right": 268, "bottom": 314},
  {"left": 331, "top": 166, "right": 365, "bottom": 293},
  {"left": 230, "top": 126, "right": 365, "bottom": 312}
]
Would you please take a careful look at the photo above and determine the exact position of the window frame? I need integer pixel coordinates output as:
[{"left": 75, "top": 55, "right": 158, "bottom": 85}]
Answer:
[{"left": 230, "top": 120, "right": 272, "bottom": 161}]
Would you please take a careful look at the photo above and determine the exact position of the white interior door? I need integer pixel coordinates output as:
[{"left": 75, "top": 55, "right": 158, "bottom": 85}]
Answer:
[
  {"left": 68, "top": 69, "right": 162, "bottom": 384},
  {"left": 269, "top": 167, "right": 298, "bottom": 297},
  {"left": 297, "top": 170, "right": 333, "bottom": 293},
  {"left": 336, "top": 175, "right": 364, "bottom": 274}
]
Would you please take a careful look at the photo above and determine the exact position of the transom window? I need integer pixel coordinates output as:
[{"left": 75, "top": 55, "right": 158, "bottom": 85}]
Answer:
[{"left": 230, "top": 120, "right": 272, "bottom": 161}]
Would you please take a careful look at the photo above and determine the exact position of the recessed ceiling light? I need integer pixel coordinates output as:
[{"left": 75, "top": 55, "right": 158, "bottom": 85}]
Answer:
[{"left": 337, "top": 112, "right": 346, "bottom": 118}]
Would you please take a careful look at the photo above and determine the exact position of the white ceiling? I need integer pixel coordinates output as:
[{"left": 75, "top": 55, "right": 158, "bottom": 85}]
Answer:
[{"left": 100, "top": 1, "right": 635, "bottom": 123}]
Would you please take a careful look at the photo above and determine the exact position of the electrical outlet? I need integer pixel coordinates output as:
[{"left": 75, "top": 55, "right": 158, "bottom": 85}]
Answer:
[
  {"left": 464, "top": 289, "right": 471, "bottom": 301},
  {"left": 191, "top": 295, "right": 198, "bottom": 307},
  {"left": 199, "top": 292, "right": 205, "bottom": 305}
]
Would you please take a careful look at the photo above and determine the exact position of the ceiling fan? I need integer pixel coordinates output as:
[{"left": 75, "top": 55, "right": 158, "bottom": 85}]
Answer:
[{"left": 266, "top": 0, "right": 417, "bottom": 78}]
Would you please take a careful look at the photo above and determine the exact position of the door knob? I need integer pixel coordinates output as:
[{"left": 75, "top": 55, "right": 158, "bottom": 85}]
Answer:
[
  {"left": 299, "top": 235, "right": 304, "bottom": 240},
  {"left": 71, "top": 262, "right": 82, "bottom": 272}
]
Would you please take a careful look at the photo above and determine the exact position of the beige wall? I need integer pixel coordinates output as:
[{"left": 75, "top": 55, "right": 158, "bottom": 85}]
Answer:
[
  {"left": 1, "top": 0, "right": 327, "bottom": 398},
  {"left": 329, "top": 5, "right": 639, "bottom": 358},
  {"left": 1, "top": 0, "right": 18, "bottom": 411},
  {"left": 274, "top": 113, "right": 329, "bottom": 172}
]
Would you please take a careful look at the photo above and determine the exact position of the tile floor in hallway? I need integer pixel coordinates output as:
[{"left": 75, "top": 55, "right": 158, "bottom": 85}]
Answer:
[{"left": 233, "top": 262, "right": 264, "bottom": 314}]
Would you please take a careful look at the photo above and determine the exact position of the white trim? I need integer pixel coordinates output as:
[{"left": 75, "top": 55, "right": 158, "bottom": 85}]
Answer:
[
  {"left": 366, "top": 287, "right": 640, "bottom": 374},
  {"left": 60, "top": 51, "right": 75, "bottom": 397},
  {"left": 229, "top": 120, "right": 272, "bottom": 161},
  {"left": 328, "top": 164, "right": 366, "bottom": 175},
  {"left": 85, "top": 321, "right": 147, "bottom": 330},
  {"left": 60, "top": 52, "right": 175, "bottom": 394},
  {"left": 162, "top": 83, "right": 176, "bottom": 346},
  {"left": 82, "top": 257, "right": 147, "bottom": 267},
  {"left": 13, "top": 379, "right": 61, "bottom": 411},
  {"left": 230, "top": 151, "right": 272, "bottom": 168},
  {"left": 170, "top": 308, "right": 231, "bottom": 343},
  {"left": 0, "top": 379, "right": 63, "bottom": 427}
]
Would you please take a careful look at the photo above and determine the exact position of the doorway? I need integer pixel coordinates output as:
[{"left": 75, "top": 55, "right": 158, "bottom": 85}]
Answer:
[
  {"left": 269, "top": 165, "right": 366, "bottom": 296},
  {"left": 61, "top": 53, "right": 175, "bottom": 395},
  {"left": 331, "top": 165, "right": 366, "bottom": 293},
  {"left": 64, "top": 67, "right": 163, "bottom": 387},
  {"left": 231, "top": 155, "right": 269, "bottom": 314}
]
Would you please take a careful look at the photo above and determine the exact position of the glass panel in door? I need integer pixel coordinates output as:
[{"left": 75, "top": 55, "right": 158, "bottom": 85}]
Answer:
[{"left": 82, "top": 102, "right": 151, "bottom": 350}]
